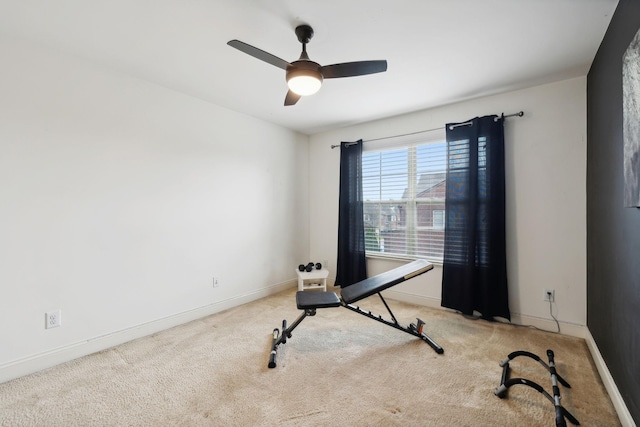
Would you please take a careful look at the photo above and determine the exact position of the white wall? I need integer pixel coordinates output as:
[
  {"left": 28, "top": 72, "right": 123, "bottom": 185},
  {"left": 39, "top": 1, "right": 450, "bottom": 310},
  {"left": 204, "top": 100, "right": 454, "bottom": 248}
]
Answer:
[
  {"left": 309, "top": 77, "right": 587, "bottom": 334},
  {"left": 0, "top": 31, "right": 588, "bottom": 383},
  {"left": 0, "top": 35, "right": 309, "bottom": 381}
]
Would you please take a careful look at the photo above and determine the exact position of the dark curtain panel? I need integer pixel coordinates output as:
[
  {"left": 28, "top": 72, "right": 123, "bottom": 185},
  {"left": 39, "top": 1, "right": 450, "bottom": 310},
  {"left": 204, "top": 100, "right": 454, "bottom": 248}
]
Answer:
[
  {"left": 336, "top": 140, "right": 367, "bottom": 288},
  {"left": 441, "top": 116, "right": 510, "bottom": 320}
]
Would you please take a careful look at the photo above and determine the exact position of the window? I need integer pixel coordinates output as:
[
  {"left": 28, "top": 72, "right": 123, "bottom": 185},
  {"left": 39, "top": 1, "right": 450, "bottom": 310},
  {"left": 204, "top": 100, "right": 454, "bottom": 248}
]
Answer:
[
  {"left": 362, "top": 129, "right": 447, "bottom": 262},
  {"left": 433, "top": 210, "right": 445, "bottom": 229}
]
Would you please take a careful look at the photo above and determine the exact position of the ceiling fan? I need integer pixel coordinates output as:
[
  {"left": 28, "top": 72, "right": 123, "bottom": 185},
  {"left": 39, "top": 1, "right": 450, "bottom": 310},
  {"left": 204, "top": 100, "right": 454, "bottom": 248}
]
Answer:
[{"left": 227, "top": 25, "right": 388, "bottom": 106}]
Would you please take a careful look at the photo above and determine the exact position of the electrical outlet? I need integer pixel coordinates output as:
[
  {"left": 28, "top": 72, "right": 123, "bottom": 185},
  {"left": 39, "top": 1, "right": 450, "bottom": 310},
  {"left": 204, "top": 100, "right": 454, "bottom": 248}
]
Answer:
[
  {"left": 213, "top": 277, "right": 219, "bottom": 288},
  {"left": 45, "top": 310, "right": 61, "bottom": 329},
  {"left": 543, "top": 289, "right": 555, "bottom": 303}
]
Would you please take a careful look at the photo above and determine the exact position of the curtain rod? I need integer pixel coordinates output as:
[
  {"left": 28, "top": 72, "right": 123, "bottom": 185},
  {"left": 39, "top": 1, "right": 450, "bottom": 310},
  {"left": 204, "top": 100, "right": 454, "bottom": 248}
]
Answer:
[{"left": 330, "top": 111, "right": 524, "bottom": 149}]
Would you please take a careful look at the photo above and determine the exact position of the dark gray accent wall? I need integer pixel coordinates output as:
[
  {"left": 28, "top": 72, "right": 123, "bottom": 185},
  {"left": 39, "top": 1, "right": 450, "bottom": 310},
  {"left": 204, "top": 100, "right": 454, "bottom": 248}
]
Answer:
[{"left": 587, "top": 0, "right": 640, "bottom": 423}]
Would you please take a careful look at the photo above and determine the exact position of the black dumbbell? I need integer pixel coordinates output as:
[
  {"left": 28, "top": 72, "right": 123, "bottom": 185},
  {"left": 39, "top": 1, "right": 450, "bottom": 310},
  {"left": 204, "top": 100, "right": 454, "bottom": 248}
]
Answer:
[{"left": 299, "top": 262, "right": 323, "bottom": 272}]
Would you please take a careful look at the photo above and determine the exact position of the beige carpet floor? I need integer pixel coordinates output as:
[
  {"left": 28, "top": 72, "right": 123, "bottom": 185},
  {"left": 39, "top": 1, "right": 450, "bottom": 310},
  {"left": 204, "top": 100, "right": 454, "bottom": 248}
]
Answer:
[{"left": 0, "top": 287, "right": 620, "bottom": 426}]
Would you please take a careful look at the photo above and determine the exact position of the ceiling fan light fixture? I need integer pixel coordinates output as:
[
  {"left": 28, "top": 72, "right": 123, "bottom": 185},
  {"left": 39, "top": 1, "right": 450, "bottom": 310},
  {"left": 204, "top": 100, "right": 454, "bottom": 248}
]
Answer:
[
  {"left": 286, "top": 68, "right": 323, "bottom": 96},
  {"left": 228, "top": 24, "right": 387, "bottom": 106}
]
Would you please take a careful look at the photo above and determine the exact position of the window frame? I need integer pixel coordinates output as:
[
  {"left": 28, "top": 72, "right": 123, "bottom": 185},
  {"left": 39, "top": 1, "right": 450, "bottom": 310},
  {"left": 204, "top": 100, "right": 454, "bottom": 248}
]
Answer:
[{"left": 361, "top": 128, "right": 447, "bottom": 263}]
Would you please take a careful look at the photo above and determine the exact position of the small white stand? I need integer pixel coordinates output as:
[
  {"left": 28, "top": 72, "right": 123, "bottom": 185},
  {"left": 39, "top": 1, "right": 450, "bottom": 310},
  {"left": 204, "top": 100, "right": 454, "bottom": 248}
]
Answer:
[{"left": 296, "top": 268, "right": 329, "bottom": 291}]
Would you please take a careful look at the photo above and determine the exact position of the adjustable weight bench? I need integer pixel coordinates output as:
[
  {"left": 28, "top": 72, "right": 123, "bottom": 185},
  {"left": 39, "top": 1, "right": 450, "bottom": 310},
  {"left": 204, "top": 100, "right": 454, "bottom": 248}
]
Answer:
[{"left": 268, "top": 259, "right": 443, "bottom": 368}]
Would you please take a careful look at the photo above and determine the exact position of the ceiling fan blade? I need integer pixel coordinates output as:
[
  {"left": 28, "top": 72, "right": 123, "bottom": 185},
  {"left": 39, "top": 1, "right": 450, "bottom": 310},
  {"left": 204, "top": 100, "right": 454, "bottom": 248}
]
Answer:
[
  {"left": 284, "top": 90, "right": 302, "bottom": 106},
  {"left": 321, "top": 60, "right": 388, "bottom": 79},
  {"left": 227, "top": 40, "right": 290, "bottom": 70}
]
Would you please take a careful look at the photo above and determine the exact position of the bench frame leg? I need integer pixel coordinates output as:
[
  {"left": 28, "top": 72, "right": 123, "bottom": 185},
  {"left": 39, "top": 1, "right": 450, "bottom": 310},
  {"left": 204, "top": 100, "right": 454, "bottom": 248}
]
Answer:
[
  {"left": 268, "top": 308, "right": 316, "bottom": 368},
  {"left": 268, "top": 291, "right": 445, "bottom": 368},
  {"left": 342, "top": 292, "right": 444, "bottom": 354}
]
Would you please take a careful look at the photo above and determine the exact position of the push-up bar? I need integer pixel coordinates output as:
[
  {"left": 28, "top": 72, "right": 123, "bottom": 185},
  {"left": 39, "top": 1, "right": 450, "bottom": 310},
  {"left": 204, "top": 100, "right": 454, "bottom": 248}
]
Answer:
[
  {"left": 495, "top": 349, "right": 579, "bottom": 426},
  {"left": 268, "top": 259, "right": 444, "bottom": 368}
]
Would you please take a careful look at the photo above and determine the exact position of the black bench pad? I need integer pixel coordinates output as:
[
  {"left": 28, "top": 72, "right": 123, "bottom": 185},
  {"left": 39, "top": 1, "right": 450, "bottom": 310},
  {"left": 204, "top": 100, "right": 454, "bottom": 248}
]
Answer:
[
  {"left": 296, "top": 291, "right": 341, "bottom": 309},
  {"left": 340, "top": 259, "right": 434, "bottom": 304}
]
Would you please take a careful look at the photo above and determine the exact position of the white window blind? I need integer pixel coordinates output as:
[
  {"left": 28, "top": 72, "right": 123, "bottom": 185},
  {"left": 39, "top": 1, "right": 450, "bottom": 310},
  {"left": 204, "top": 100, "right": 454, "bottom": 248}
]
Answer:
[{"left": 362, "top": 129, "right": 447, "bottom": 262}]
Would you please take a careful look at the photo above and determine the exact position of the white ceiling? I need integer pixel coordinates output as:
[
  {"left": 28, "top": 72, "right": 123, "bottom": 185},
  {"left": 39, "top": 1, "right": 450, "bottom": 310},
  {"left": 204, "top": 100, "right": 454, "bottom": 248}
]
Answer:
[{"left": 0, "top": 0, "right": 618, "bottom": 135}]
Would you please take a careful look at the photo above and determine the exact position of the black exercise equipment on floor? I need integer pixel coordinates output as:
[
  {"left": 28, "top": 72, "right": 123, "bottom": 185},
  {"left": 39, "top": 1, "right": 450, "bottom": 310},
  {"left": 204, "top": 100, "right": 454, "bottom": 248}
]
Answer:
[
  {"left": 298, "top": 262, "right": 322, "bottom": 272},
  {"left": 268, "top": 259, "right": 443, "bottom": 368},
  {"left": 494, "top": 349, "right": 580, "bottom": 427}
]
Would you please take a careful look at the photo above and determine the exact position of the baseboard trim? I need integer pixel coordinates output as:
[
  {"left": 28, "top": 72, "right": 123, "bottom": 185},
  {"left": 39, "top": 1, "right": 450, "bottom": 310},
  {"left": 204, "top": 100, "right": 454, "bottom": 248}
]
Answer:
[
  {"left": 0, "top": 281, "right": 294, "bottom": 384},
  {"left": 384, "top": 289, "right": 585, "bottom": 337},
  {"left": 386, "top": 289, "right": 635, "bottom": 426},
  {"left": 4, "top": 285, "right": 634, "bottom": 427},
  {"left": 585, "top": 329, "right": 636, "bottom": 427},
  {"left": 384, "top": 289, "right": 442, "bottom": 309},
  {"left": 509, "top": 313, "right": 585, "bottom": 338}
]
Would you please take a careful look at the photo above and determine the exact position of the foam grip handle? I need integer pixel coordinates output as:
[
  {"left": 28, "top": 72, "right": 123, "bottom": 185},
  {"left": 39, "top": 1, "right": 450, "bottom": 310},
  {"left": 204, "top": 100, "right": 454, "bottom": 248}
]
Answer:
[
  {"left": 556, "top": 373, "right": 571, "bottom": 389},
  {"left": 556, "top": 406, "right": 567, "bottom": 427},
  {"left": 562, "top": 407, "right": 580, "bottom": 425}
]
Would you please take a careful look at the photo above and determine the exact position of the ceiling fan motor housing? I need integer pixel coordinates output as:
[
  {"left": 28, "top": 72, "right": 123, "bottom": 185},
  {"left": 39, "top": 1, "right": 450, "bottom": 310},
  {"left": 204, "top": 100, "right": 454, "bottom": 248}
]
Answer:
[{"left": 287, "top": 60, "right": 323, "bottom": 82}]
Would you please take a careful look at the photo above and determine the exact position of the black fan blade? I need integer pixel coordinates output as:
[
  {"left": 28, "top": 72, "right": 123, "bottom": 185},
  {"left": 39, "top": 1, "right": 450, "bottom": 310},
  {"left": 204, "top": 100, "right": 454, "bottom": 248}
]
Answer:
[
  {"left": 284, "top": 90, "right": 301, "bottom": 106},
  {"left": 321, "top": 60, "right": 387, "bottom": 78},
  {"left": 227, "top": 40, "right": 290, "bottom": 70}
]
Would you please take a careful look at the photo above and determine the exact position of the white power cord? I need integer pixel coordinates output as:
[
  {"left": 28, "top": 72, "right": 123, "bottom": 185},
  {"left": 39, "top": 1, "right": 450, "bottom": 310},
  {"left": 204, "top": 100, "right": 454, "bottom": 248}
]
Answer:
[{"left": 548, "top": 299, "right": 560, "bottom": 333}]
